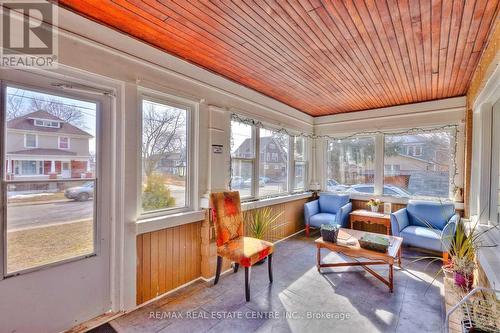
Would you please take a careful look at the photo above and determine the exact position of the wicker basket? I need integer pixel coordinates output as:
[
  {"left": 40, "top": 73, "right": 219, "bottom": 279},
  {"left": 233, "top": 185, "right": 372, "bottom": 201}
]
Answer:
[{"left": 320, "top": 224, "right": 340, "bottom": 243}]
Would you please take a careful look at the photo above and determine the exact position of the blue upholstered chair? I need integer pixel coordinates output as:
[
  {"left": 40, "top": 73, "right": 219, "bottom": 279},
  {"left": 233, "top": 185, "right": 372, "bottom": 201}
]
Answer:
[
  {"left": 304, "top": 193, "right": 352, "bottom": 237},
  {"left": 390, "top": 200, "right": 459, "bottom": 259}
]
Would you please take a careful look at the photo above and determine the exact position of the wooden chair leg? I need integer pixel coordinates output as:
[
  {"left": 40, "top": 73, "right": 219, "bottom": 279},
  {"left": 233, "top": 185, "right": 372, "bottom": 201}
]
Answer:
[
  {"left": 268, "top": 253, "right": 273, "bottom": 283},
  {"left": 306, "top": 224, "right": 310, "bottom": 237},
  {"left": 245, "top": 266, "right": 251, "bottom": 302},
  {"left": 214, "top": 256, "right": 222, "bottom": 285},
  {"left": 442, "top": 252, "right": 449, "bottom": 264},
  {"left": 233, "top": 263, "right": 239, "bottom": 273}
]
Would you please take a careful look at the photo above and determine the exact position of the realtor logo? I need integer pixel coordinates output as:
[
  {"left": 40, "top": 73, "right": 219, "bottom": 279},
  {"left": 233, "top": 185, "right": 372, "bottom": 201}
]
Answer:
[{"left": 1, "top": 0, "right": 58, "bottom": 68}]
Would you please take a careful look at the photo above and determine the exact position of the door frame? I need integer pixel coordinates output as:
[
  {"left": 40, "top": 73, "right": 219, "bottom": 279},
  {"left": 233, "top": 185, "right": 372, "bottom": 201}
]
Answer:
[{"left": 0, "top": 66, "right": 126, "bottom": 331}]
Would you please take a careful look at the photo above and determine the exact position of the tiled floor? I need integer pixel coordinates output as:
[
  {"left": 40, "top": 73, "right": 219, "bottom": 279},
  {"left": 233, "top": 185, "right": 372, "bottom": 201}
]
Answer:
[{"left": 112, "top": 231, "right": 444, "bottom": 333}]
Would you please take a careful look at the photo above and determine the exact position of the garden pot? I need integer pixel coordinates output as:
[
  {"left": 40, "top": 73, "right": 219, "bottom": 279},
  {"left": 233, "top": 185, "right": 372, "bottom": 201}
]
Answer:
[
  {"left": 454, "top": 271, "right": 473, "bottom": 290},
  {"left": 370, "top": 206, "right": 379, "bottom": 213},
  {"left": 442, "top": 264, "right": 454, "bottom": 279}
]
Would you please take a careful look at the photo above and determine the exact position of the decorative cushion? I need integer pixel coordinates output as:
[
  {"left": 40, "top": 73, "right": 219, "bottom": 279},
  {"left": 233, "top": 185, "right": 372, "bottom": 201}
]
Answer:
[
  {"left": 309, "top": 213, "right": 337, "bottom": 228},
  {"left": 210, "top": 192, "right": 244, "bottom": 247},
  {"left": 318, "top": 194, "right": 350, "bottom": 215},
  {"left": 400, "top": 225, "right": 443, "bottom": 252},
  {"left": 406, "top": 200, "right": 455, "bottom": 230},
  {"left": 217, "top": 237, "right": 274, "bottom": 267}
]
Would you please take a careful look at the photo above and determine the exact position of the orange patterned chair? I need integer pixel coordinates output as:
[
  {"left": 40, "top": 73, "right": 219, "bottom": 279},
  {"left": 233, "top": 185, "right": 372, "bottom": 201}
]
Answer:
[{"left": 210, "top": 191, "right": 274, "bottom": 301}]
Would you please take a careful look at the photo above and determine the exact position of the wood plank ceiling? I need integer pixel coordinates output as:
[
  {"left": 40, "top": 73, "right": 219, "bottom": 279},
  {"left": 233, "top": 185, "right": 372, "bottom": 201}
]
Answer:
[{"left": 58, "top": 0, "right": 500, "bottom": 116}]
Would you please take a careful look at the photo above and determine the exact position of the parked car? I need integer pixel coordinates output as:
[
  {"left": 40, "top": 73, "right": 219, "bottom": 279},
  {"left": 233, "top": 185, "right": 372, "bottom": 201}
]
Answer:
[
  {"left": 347, "top": 184, "right": 411, "bottom": 198},
  {"left": 260, "top": 176, "right": 271, "bottom": 184},
  {"left": 244, "top": 178, "right": 265, "bottom": 187},
  {"left": 65, "top": 182, "right": 94, "bottom": 201},
  {"left": 326, "top": 179, "right": 350, "bottom": 192}
]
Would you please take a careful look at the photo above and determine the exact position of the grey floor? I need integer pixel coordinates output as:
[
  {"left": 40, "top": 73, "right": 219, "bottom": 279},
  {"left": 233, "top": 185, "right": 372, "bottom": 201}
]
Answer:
[{"left": 112, "top": 231, "right": 444, "bottom": 333}]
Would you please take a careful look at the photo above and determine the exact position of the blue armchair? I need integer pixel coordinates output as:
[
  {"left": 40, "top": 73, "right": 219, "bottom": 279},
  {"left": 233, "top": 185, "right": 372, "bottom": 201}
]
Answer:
[
  {"left": 390, "top": 200, "right": 459, "bottom": 258},
  {"left": 304, "top": 193, "right": 352, "bottom": 237}
]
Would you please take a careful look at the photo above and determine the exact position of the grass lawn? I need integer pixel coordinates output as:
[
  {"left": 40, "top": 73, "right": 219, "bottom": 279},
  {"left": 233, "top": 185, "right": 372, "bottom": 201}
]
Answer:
[
  {"left": 8, "top": 192, "right": 68, "bottom": 204},
  {"left": 7, "top": 219, "right": 94, "bottom": 273}
]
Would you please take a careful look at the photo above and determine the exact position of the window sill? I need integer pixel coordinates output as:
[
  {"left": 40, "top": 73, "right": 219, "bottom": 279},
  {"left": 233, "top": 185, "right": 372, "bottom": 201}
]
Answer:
[
  {"left": 136, "top": 210, "right": 206, "bottom": 234},
  {"left": 327, "top": 192, "right": 464, "bottom": 210},
  {"left": 463, "top": 219, "right": 500, "bottom": 298},
  {"left": 241, "top": 192, "right": 312, "bottom": 211}
]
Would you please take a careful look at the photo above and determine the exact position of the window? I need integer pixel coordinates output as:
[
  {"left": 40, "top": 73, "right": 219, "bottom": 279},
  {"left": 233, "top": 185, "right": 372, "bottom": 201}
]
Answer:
[
  {"left": 59, "top": 136, "right": 70, "bottom": 149},
  {"left": 25, "top": 133, "right": 37, "bottom": 148},
  {"left": 294, "top": 136, "right": 307, "bottom": 190},
  {"left": 259, "top": 128, "right": 288, "bottom": 196},
  {"left": 230, "top": 120, "right": 254, "bottom": 198},
  {"left": 34, "top": 119, "right": 60, "bottom": 128},
  {"left": 141, "top": 98, "right": 188, "bottom": 213},
  {"left": 326, "top": 137, "right": 375, "bottom": 193},
  {"left": 230, "top": 117, "right": 305, "bottom": 199},
  {"left": 3, "top": 85, "right": 97, "bottom": 275},
  {"left": 384, "top": 131, "right": 453, "bottom": 199}
]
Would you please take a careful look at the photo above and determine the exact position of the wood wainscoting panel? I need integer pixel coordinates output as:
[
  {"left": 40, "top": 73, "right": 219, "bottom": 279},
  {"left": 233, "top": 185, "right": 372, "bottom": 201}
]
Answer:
[{"left": 136, "top": 221, "right": 202, "bottom": 305}]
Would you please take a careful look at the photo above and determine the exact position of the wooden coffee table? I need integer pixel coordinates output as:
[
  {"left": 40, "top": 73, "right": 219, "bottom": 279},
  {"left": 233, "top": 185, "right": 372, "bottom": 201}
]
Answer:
[{"left": 315, "top": 228, "right": 403, "bottom": 292}]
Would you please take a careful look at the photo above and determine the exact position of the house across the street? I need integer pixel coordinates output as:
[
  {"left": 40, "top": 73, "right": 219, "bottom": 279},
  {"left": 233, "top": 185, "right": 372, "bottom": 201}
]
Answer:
[{"left": 5, "top": 110, "right": 94, "bottom": 181}]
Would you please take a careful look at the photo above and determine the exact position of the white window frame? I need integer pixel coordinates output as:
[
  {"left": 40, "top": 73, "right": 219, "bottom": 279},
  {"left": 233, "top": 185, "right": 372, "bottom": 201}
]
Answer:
[
  {"left": 24, "top": 133, "right": 38, "bottom": 148},
  {"left": 325, "top": 129, "right": 456, "bottom": 200},
  {"left": 34, "top": 119, "right": 60, "bottom": 128},
  {"left": 58, "top": 136, "right": 70, "bottom": 149},
  {"left": 230, "top": 116, "right": 308, "bottom": 200},
  {"left": 138, "top": 92, "right": 196, "bottom": 218},
  {"left": 1, "top": 79, "right": 103, "bottom": 277}
]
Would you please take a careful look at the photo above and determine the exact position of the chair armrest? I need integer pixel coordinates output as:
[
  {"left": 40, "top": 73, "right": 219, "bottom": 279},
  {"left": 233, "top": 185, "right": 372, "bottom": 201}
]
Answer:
[
  {"left": 390, "top": 208, "right": 409, "bottom": 237},
  {"left": 441, "top": 213, "right": 459, "bottom": 251},
  {"left": 336, "top": 202, "right": 352, "bottom": 228},
  {"left": 304, "top": 200, "right": 319, "bottom": 226}
]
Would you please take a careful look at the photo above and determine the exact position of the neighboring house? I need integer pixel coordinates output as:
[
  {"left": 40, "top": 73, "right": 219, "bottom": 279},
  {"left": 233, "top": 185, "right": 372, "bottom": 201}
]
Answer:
[
  {"left": 5, "top": 110, "right": 93, "bottom": 181},
  {"left": 234, "top": 136, "right": 287, "bottom": 179},
  {"left": 158, "top": 152, "right": 187, "bottom": 177}
]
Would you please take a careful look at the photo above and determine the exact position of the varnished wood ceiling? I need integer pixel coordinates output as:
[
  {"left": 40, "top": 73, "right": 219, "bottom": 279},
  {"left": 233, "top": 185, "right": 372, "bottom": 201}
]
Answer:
[{"left": 58, "top": 0, "right": 500, "bottom": 116}]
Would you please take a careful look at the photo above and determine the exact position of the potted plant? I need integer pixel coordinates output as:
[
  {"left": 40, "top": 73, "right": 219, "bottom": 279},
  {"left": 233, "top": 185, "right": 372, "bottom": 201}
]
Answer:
[
  {"left": 367, "top": 198, "right": 382, "bottom": 213},
  {"left": 244, "top": 207, "right": 283, "bottom": 264}
]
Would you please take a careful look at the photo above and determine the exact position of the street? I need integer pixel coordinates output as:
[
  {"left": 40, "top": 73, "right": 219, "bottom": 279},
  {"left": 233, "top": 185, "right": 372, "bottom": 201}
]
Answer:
[{"left": 7, "top": 199, "right": 94, "bottom": 231}]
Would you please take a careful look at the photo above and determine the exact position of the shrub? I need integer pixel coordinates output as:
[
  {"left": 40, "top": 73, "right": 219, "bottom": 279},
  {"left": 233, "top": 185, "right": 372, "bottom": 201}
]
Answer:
[{"left": 142, "top": 173, "right": 176, "bottom": 211}]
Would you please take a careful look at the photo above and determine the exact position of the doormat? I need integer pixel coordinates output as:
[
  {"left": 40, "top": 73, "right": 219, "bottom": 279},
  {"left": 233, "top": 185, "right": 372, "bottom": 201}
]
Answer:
[{"left": 87, "top": 323, "right": 117, "bottom": 333}]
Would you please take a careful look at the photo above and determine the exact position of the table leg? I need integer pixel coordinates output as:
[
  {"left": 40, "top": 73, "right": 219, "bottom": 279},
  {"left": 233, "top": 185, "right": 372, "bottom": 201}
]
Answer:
[
  {"left": 389, "top": 264, "right": 394, "bottom": 292},
  {"left": 398, "top": 248, "right": 402, "bottom": 268},
  {"left": 316, "top": 246, "right": 321, "bottom": 273}
]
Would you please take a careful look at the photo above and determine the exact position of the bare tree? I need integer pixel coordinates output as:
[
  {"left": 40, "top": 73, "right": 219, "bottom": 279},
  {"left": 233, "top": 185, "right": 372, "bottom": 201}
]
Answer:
[
  {"left": 29, "top": 96, "right": 85, "bottom": 127},
  {"left": 142, "top": 103, "right": 185, "bottom": 178},
  {"left": 6, "top": 89, "right": 86, "bottom": 127}
]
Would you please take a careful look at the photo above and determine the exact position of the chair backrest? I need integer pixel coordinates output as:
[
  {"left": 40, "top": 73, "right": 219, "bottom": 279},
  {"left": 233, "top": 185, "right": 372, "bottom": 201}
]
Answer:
[
  {"left": 318, "top": 193, "right": 350, "bottom": 215},
  {"left": 210, "top": 191, "right": 244, "bottom": 247},
  {"left": 406, "top": 200, "right": 455, "bottom": 230}
]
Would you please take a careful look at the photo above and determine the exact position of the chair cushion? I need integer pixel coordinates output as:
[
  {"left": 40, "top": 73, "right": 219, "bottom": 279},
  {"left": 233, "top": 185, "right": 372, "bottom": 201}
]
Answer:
[
  {"left": 217, "top": 237, "right": 274, "bottom": 267},
  {"left": 318, "top": 194, "right": 350, "bottom": 215},
  {"left": 406, "top": 200, "right": 455, "bottom": 230},
  {"left": 400, "top": 226, "right": 443, "bottom": 252},
  {"left": 210, "top": 192, "right": 244, "bottom": 247},
  {"left": 309, "top": 213, "right": 337, "bottom": 228}
]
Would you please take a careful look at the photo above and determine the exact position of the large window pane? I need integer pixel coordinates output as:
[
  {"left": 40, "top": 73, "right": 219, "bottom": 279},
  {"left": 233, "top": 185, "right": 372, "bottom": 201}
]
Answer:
[
  {"left": 259, "top": 128, "right": 288, "bottom": 196},
  {"left": 294, "top": 136, "right": 306, "bottom": 190},
  {"left": 4, "top": 86, "right": 97, "bottom": 273},
  {"left": 6, "top": 180, "right": 95, "bottom": 273},
  {"left": 142, "top": 99, "right": 188, "bottom": 212},
  {"left": 230, "top": 120, "right": 254, "bottom": 197},
  {"left": 384, "top": 132, "right": 452, "bottom": 198},
  {"left": 326, "top": 137, "right": 375, "bottom": 193},
  {"left": 230, "top": 159, "right": 253, "bottom": 198},
  {"left": 231, "top": 121, "right": 254, "bottom": 158}
]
